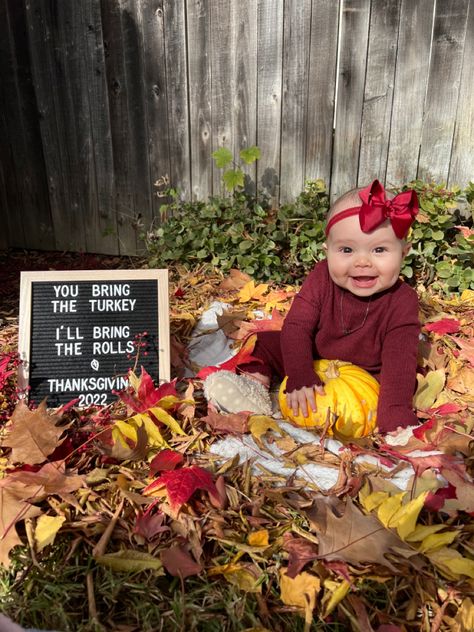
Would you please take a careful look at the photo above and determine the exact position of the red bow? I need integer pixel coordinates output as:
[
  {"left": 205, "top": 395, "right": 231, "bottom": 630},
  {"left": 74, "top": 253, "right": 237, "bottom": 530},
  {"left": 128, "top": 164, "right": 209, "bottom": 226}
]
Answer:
[{"left": 359, "top": 180, "right": 418, "bottom": 238}]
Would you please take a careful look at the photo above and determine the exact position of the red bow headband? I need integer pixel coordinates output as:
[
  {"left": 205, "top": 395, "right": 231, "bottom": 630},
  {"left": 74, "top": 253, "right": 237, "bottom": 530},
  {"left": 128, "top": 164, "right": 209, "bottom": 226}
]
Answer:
[{"left": 325, "top": 180, "right": 419, "bottom": 239}]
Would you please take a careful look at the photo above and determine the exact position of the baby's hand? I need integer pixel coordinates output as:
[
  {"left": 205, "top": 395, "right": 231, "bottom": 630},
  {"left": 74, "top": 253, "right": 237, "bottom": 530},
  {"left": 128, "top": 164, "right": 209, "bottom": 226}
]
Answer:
[{"left": 286, "top": 384, "right": 325, "bottom": 418}]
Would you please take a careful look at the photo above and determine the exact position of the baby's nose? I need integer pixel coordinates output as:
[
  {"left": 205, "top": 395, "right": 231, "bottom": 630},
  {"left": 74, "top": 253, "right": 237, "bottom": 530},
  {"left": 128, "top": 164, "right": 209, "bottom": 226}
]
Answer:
[{"left": 354, "top": 253, "right": 371, "bottom": 266}]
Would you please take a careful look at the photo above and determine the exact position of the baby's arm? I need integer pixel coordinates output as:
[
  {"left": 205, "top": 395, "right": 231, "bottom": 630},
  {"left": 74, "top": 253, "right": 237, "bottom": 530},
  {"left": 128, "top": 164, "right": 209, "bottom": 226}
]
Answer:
[
  {"left": 280, "top": 265, "right": 325, "bottom": 415},
  {"left": 377, "top": 290, "right": 420, "bottom": 433}
]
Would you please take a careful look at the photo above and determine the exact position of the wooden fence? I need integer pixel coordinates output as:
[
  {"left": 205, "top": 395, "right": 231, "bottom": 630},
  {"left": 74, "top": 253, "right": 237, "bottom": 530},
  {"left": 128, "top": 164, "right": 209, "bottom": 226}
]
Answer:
[{"left": 1, "top": 0, "right": 473, "bottom": 255}]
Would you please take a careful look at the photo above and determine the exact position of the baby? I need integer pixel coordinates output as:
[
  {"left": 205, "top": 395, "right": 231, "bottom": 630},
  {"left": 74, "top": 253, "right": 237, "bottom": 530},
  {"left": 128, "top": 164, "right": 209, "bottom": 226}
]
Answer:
[{"left": 206, "top": 180, "right": 420, "bottom": 434}]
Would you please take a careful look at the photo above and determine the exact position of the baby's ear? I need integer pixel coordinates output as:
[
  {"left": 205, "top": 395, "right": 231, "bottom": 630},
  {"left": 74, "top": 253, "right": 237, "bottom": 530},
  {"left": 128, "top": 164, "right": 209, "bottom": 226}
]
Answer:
[
  {"left": 322, "top": 242, "right": 328, "bottom": 252},
  {"left": 402, "top": 241, "right": 411, "bottom": 257}
]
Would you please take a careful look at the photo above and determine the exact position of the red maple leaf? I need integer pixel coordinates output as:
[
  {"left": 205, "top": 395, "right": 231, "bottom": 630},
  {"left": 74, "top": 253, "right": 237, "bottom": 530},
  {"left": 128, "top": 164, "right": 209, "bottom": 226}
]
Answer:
[
  {"left": 118, "top": 367, "right": 178, "bottom": 412},
  {"left": 0, "top": 355, "right": 16, "bottom": 388},
  {"left": 425, "top": 484, "right": 457, "bottom": 512},
  {"left": 424, "top": 318, "right": 460, "bottom": 335},
  {"left": 197, "top": 334, "right": 262, "bottom": 379},
  {"left": 133, "top": 511, "right": 169, "bottom": 541},
  {"left": 143, "top": 465, "right": 220, "bottom": 512},
  {"left": 380, "top": 445, "right": 467, "bottom": 479},
  {"left": 426, "top": 402, "right": 464, "bottom": 416},
  {"left": 149, "top": 449, "right": 184, "bottom": 475}
]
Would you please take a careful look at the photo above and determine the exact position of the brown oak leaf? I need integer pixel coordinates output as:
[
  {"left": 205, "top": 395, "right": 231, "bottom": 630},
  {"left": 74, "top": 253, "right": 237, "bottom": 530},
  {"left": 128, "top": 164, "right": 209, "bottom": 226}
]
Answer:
[
  {"left": 1, "top": 400, "right": 65, "bottom": 465},
  {"left": 306, "top": 496, "right": 420, "bottom": 573},
  {"left": 0, "top": 480, "right": 42, "bottom": 568}
]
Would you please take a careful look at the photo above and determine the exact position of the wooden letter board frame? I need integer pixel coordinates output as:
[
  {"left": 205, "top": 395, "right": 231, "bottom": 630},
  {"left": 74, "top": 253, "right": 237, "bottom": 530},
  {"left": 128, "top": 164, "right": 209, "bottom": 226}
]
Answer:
[{"left": 18, "top": 269, "right": 170, "bottom": 405}]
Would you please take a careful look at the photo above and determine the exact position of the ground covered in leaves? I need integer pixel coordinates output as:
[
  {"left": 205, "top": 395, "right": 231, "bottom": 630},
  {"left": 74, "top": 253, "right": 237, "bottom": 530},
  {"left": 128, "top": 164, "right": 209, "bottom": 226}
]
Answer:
[{"left": 0, "top": 249, "right": 474, "bottom": 632}]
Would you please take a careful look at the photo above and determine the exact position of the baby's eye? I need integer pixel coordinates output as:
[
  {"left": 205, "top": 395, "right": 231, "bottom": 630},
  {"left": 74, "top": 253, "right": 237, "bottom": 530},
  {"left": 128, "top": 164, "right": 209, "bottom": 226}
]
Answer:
[
  {"left": 374, "top": 246, "right": 387, "bottom": 254},
  {"left": 339, "top": 246, "right": 352, "bottom": 254}
]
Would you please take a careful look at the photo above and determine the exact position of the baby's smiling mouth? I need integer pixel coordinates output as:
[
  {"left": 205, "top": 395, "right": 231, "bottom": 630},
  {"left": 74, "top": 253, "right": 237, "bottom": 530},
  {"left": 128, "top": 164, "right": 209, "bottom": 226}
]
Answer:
[{"left": 351, "top": 275, "right": 378, "bottom": 287}]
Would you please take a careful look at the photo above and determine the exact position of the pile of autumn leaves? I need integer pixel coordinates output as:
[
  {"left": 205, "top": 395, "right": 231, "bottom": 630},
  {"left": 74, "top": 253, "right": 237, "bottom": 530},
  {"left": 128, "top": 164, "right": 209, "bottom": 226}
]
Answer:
[{"left": 1, "top": 272, "right": 474, "bottom": 631}]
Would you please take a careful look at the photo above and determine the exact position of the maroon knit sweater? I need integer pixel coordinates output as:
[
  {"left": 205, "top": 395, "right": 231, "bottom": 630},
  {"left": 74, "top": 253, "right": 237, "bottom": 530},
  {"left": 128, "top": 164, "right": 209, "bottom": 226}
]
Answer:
[{"left": 281, "top": 260, "right": 420, "bottom": 432}]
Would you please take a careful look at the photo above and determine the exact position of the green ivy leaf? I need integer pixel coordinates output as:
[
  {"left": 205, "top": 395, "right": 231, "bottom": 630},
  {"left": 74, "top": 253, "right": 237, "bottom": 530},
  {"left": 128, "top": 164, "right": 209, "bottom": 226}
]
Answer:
[
  {"left": 239, "top": 240, "right": 253, "bottom": 252},
  {"left": 212, "top": 147, "right": 233, "bottom": 168},
  {"left": 223, "top": 169, "right": 245, "bottom": 191},
  {"left": 239, "top": 146, "right": 261, "bottom": 165}
]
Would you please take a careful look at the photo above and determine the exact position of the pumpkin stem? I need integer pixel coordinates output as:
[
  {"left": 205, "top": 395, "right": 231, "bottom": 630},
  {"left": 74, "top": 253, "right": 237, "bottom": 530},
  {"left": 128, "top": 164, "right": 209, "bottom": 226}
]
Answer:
[{"left": 325, "top": 361, "right": 340, "bottom": 380}]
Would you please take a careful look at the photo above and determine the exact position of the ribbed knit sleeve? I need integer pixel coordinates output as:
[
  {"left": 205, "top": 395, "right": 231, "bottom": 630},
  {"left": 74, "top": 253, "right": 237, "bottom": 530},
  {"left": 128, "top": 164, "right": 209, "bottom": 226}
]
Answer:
[
  {"left": 280, "top": 263, "right": 325, "bottom": 391},
  {"left": 376, "top": 285, "right": 420, "bottom": 432}
]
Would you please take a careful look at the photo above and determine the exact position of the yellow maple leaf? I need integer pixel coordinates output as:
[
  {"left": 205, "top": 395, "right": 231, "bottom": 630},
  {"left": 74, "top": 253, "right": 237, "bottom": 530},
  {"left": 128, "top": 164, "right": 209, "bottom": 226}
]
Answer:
[
  {"left": 35, "top": 515, "right": 66, "bottom": 552},
  {"left": 249, "top": 416, "right": 284, "bottom": 442},
  {"left": 321, "top": 579, "right": 351, "bottom": 618},
  {"left": 418, "top": 529, "right": 458, "bottom": 554},
  {"left": 238, "top": 280, "right": 269, "bottom": 303},
  {"left": 149, "top": 407, "right": 187, "bottom": 436},
  {"left": 376, "top": 492, "right": 405, "bottom": 528},
  {"left": 365, "top": 490, "right": 428, "bottom": 540},
  {"left": 388, "top": 491, "right": 428, "bottom": 540},
  {"left": 208, "top": 562, "right": 262, "bottom": 592},
  {"left": 414, "top": 369, "right": 446, "bottom": 410},
  {"left": 247, "top": 529, "right": 269, "bottom": 547},
  {"left": 405, "top": 524, "right": 445, "bottom": 542},
  {"left": 280, "top": 569, "right": 320, "bottom": 629},
  {"left": 113, "top": 413, "right": 169, "bottom": 449},
  {"left": 428, "top": 547, "right": 474, "bottom": 580},
  {"left": 455, "top": 597, "right": 474, "bottom": 630},
  {"left": 359, "top": 490, "right": 389, "bottom": 513}
]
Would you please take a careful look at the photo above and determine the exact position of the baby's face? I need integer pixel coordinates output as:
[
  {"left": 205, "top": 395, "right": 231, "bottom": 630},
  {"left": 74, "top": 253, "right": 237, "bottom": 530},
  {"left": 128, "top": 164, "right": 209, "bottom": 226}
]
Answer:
[{"left": 324, "top": 212, "right": 410, "bottom": 297}]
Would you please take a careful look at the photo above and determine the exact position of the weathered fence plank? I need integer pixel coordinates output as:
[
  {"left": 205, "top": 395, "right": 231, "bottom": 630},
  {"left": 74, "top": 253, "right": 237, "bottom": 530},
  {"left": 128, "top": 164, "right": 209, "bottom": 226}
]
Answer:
[
  {"left": 25, "top": 1, "right": 86, "bottom": 251},
  {"left": 305, "top": 0, "right": 340, "bottom": 188},
  {"left": 1, "top": 0, "right": 473, "bottom": 256},
  {"left": 138, "top": 0, "right": 171, "bottom": 222},
  {"left": 331, "top": 0, "right": 371, "bottom": 200},
  {"left": 280, "top": 0, "right": 312, "bottom": 203},
  {"left": 80, "top": 0, "right": 117, "bottom": 255},
  {"left": 210, "top": 0, "right": 235, "bottom": 194},
  {"left": 448, "top": 1, "right": 474, "bottom": 187},
  {"left": 164, "top": 0, "right": 190, "bottom": 200},
  {"left": 0, "top": 0, "right": 53, "bottom": 249},
  {"left": 385, "top": 0, "right": 434, "bottom": 186},
  {"left": 187, "top": 0, "right": 212, "bottom": 201},
  {"left": 358, "top": 0, "right": 401, "bottom": 186},
  {"left": 418, "top": 0, "right": 470, "bottom": 183},
  {"left": 100, "top": 0, "right": 142, "bottom": 254},
  {"left": 234, "top": 2, "right": 258, "bottom": 189},
  {"left": 256, "top": 0, "right": 284, "bottom": 202}
]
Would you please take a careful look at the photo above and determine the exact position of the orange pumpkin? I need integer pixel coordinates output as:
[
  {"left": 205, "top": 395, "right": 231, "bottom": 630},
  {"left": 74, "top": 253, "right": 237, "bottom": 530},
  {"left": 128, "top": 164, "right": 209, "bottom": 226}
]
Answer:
[{"left": 278, "top": 360, "right": 379, "bottom": 438}]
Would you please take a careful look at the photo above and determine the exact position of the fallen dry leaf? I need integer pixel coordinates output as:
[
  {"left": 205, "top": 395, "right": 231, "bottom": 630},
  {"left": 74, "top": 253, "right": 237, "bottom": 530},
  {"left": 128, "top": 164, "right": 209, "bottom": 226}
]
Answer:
[
  {"left": 308, "top": 496, "right": 419, "bottom": 572},
  {"left": 202, "top": 410, "right": 250, "bottom": 434},
  {"left": 6, "top": 461, "right": 84, "bottom": 495},
  {"left": 283, "top": 532, "right": 319, "bottom": 578},
  {"left": 218, "top": 269, "right": 252, "bottom": 291},
  {"left": 413, "top": 370, "right": 446, "bottom": 410},
  {"left": 160, "top": 544, "right": 202, "bottom": 578},
  {"left": 2, "top": 400, "right": 65, "bottom": 465},
  {"left": 0, "top": 481, "right": 43, "bottom": 568}
]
